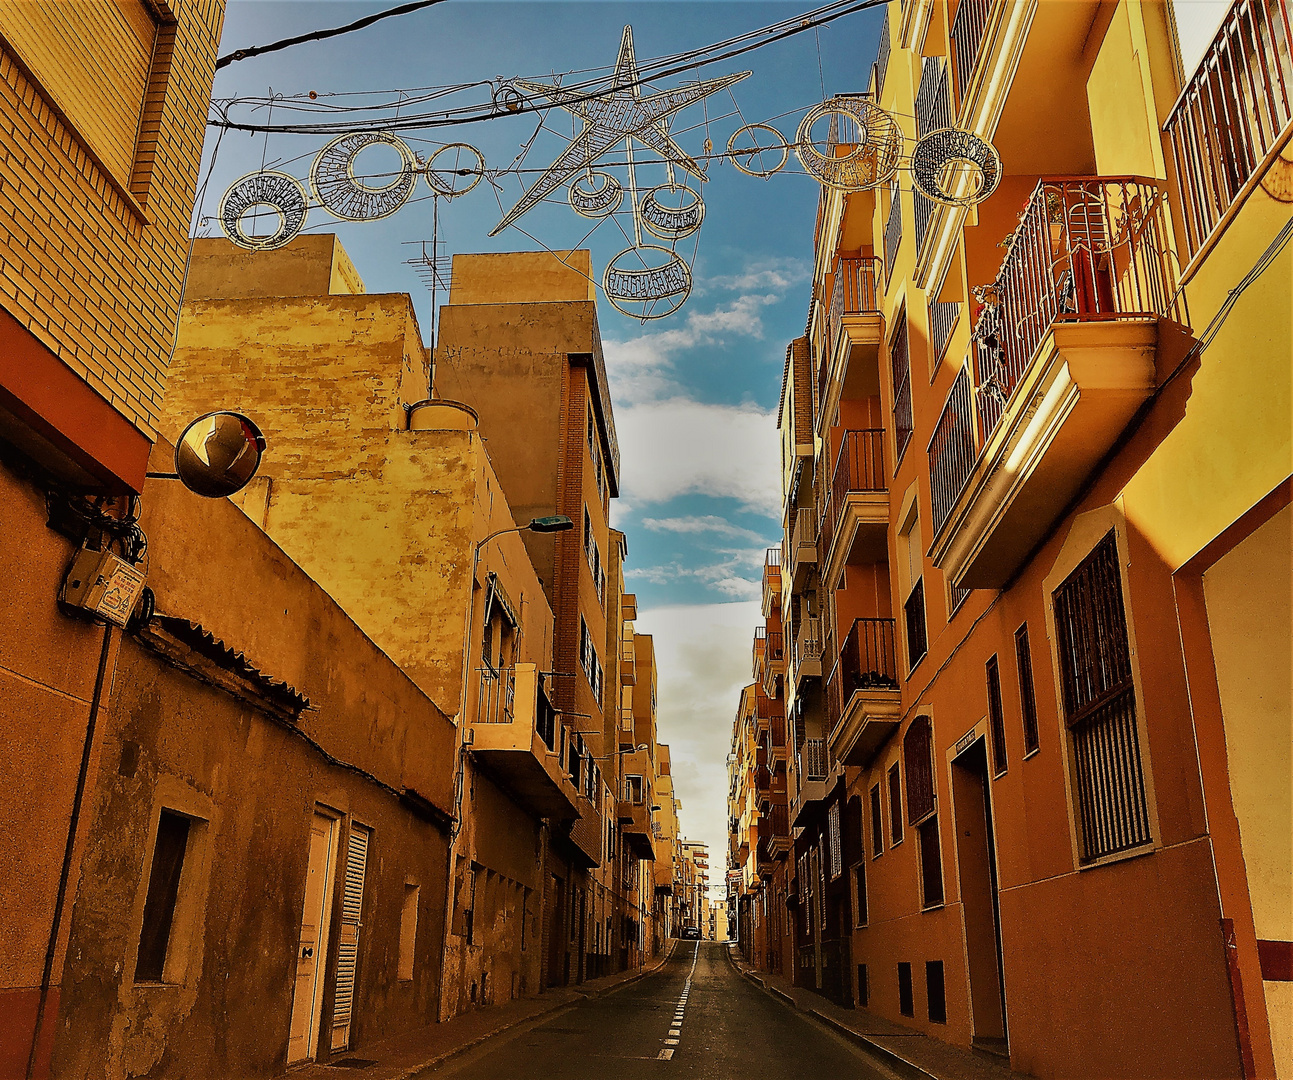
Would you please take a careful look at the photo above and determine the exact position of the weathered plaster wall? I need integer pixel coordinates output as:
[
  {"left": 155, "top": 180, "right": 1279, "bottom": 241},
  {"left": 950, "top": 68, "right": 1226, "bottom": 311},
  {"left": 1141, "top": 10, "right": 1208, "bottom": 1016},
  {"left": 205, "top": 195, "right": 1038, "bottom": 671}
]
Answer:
[{"left": 51, "top": 449, "right": 455, "bottom": 1079}]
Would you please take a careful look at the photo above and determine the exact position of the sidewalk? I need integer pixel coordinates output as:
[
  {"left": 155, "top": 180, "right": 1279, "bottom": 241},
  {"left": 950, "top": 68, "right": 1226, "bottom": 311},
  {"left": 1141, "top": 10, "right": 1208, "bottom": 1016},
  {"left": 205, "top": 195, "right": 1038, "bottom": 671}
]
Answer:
[
  {"left": 727, "top": 949, "right": 1025, "bottom": 1080},
  {"left": 293, "top": 943, "right": 677, "bottom": 1079}
]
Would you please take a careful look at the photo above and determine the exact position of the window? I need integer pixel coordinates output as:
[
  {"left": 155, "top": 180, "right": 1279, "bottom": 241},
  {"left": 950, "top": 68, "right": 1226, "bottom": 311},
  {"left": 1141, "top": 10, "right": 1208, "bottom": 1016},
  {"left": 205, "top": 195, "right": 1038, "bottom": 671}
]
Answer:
[
  {"left": 903, "top": 718, "right": 935, "bottom": 825},
  {"left": 583, "top": 508, "right": 605, "bottom": 603},
  {"left": 398, "top": 884, "right": 419, "bottom": 980},
  {"left": 986, "top": 655, "right": 1008, "bottom": 775},
  {"left": 1016, "top": 624, "right": 1040, "bottom": 755},
  {"left": 0, "top": 0, "right": 162, "bottom": 190},
  {"left": 853, "top": 862, "right": 868, "bottom": 926},
  {"left": 890, "top": 305, "right": 912, "bottom": 461},
  {"left": 135, "top": 810, "right": 191, "bottom": 982},
  {"left": 869, "top": 784, "right": 884, "bottom": 858},
  {"left": 926, "top": 960, "right": 946, "bottom": 1023},
  {"left": 857, "top": 963, "right": 869, "bottom": 1006},
  {"left": 898, "top": 505, "right": 926, "bottom": 669},
  {"left": 827, "top": 802, "right": 842, "bottom": 879},
  {"left": 888, "top": 764, "right": 903, "bottom": 845},
  {"left": 579, "top": 617, "right": 603, "bottom": 699},
  {"left": 1053, "top": 531, "right": 1152, "bottom": 863},
  {"left": 624, "top": 774, "right": 644, "bottom": 804},
  {"left": 918, "top": 818, "right": 944, "bottom": 907},
  {"left": 898, "top": 962, "right": 914, "bottom": 1017}
]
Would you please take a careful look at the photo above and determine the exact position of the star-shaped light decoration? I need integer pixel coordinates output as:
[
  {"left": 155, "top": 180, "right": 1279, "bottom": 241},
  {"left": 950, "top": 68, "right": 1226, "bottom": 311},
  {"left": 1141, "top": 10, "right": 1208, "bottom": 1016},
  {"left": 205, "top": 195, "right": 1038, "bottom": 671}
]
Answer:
[{"left": 489, "top": 26, "right": 750, "bottom": 237}]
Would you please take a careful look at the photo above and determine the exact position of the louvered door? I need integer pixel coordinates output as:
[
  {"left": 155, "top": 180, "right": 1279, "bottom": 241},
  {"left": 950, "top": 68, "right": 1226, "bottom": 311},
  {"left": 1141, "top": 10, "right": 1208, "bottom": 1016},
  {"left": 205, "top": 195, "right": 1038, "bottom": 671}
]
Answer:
[{"left": 331, "top": 824, "right": 370, "bottom": 1051}]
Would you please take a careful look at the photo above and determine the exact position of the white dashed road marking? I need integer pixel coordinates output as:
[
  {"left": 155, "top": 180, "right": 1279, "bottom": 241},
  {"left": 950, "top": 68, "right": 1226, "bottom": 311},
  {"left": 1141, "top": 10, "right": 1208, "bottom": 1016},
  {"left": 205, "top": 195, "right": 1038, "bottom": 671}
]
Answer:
[{"left": 659, "top": 942, "right": 699, "bottom": 1061}]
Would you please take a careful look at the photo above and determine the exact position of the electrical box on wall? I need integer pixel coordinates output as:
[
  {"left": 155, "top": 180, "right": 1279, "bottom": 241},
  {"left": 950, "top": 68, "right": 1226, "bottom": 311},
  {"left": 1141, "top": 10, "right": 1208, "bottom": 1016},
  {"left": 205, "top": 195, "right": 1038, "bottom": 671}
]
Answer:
[{"left": 62, "top": 547, "right": 147, "bottom": 628}]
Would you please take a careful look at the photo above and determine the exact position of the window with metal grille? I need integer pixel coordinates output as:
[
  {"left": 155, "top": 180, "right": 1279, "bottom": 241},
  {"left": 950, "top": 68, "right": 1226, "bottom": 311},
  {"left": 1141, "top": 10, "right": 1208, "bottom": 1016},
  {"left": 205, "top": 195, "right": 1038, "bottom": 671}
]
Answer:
[
  {"left": 888, "top": 763, "right": 903, "bottom": 845},
  {"left": 986, "top": 655, "right": 1008, "bottom": 776},
  {"left": 904, "top": 717, "right": 935, "bottom": 825},
  {"left": 1052, "top": 531, "right": 1152, "bottom": 863},
  {"left": 1016, "top": 623, "right": 1040, "bottom": 755},
  {"left": 828, "top": 802, "right": 843, "bottom": 879},
  {"left": 890, "top": 305, "right": 912, "bottom": 461},
  {"left": 870, "top": 784, "right": 884, "bottom": 858}
]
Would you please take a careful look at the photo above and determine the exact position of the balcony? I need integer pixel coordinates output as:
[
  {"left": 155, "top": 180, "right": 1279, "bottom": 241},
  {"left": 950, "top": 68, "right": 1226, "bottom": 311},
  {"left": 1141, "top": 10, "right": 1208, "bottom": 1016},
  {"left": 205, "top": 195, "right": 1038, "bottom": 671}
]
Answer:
[
  {"left": 762, "top": 546, "right": 782, "bottom": 619},
  {"left": 1166, "top": 0, "right": 1292, "bottom": 262},
  {"left": 563, "top": 792, "right": 605, "bottom": 868},
  {"left": 620, "top": 636, "right": 637, "bottom": 686},
  {"left": 471, "top": 665, "right": 580, "bottom": 822},
  {"left": 618, "top": 762, "right": 656, "bottom": 860},
  {"left": 820, "top": 429, "right": 888, "bottom": 589},
  {"left": 792, "top": 737, "right": 829, "bottom": 828},
  {"left": 929, "top": 177, "right": 1181, "bottom": 590},
  {"left": 817, "top": 257, "right": 884, "bottom": 434},
  {"left": 622, "top": 592, "right": 637, "bottom": 621},
  {"left": 792, "top": 617, "right": 823, "bottom": 690},
  {"left": 789, "top": 507, "right": 818, "bottom": 589},
  {"left": 827, "top": 619, "right": 901, "bottom": 769}
]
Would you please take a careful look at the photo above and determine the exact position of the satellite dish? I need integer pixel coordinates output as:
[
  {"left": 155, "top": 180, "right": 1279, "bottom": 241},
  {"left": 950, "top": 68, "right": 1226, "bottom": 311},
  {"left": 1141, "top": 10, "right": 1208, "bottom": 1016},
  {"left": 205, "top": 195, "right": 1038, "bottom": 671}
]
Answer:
[{"left": 174, "top": 412, "right": 266, "bottom": 497}]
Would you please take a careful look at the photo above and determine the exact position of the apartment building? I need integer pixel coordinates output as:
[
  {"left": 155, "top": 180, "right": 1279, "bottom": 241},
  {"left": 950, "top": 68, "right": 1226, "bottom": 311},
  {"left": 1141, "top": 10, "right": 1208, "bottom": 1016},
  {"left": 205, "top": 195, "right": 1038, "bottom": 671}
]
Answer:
[
  {"left": 0, "top": 4, "right": 224, "bottom": 1075},
  {"left": 745, "top": 0, "right": 1291, "bottom": 1076},
  {"left": 435, "top": 250, "right": 629, "bottom": 985}
]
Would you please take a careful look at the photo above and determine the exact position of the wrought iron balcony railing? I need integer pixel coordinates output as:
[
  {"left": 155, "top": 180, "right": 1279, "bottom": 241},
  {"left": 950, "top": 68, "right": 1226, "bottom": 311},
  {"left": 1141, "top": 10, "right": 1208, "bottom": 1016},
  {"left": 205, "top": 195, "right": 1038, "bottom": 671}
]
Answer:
[
  {"left": 840, "top": 617, "right": 900, "bottom": 695},
  {"left": 820, "top": 429, "right": 886, "bottom": 561},
  {"left": 1165, "top": 0, "right": 1292, "bottom": 257},
  {"left": 819, "top": 256, "right": 884, "bottom": 406}
]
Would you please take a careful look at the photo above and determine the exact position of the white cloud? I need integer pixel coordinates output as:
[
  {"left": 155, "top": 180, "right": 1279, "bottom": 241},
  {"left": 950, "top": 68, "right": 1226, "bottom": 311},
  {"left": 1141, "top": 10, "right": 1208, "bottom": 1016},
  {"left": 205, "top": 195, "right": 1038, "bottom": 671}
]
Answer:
[
  {"left": 705, "top": 256, "right": 811, "bottom": 294},
  {"left": 603, "top": 293, "right": 778, "bottom": 408},
  {"left": 615, "top": 396, "right": 781, "bottom": 516},
  {"left": 640, "top": 515, "right": 765, "bottom": 542},
  {"left": 635, "top": 600, "right": 761, "bottom": 894}
]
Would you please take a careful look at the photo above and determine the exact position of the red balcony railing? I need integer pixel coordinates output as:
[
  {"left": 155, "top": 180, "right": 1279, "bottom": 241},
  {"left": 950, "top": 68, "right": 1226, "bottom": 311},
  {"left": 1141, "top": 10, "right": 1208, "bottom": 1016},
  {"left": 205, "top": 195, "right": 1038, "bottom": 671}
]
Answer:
[
  {"left": 950, "top": 0, "right": 993, "bottom": 109},
  {"left": 840, "top": 617, "right": 900, "bottom": 695},
  {"left": 970, "top": 176, "right": 1180, "bottom": 441},
  {"left": 819, "top": 257, "right": 883, "bottom": 409},
  {"left": 821, "top": 429, "right": 886, "bottom": 560},
  {"left": 1166, "top": 0, "right": 1292, "bottom": 257}
]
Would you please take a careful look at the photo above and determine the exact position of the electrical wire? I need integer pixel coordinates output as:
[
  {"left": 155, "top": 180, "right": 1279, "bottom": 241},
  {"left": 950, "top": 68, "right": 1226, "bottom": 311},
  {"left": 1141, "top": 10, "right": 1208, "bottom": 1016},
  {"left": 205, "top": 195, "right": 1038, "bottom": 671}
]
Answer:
[
  {"left": 215, "top": 0, "right": 452, "bottom": 70},
  {"left": 209, "top": 0, "right": 887, "bottom": 135}
]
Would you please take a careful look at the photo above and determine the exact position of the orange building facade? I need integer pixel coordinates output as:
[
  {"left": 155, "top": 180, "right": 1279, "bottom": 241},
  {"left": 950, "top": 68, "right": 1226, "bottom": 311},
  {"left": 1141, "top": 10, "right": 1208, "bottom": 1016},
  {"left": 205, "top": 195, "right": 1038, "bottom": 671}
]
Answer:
[{"left": 738, "top": 0, "right": 1292, "bottom": 1076}]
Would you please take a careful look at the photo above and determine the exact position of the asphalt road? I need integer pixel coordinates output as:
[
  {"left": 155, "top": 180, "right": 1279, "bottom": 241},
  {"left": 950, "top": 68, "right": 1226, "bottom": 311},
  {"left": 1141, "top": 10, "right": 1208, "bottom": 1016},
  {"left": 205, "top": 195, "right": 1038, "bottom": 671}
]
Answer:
[{"left": 427, "top": 942, "right": 896, "bottom": 1079}]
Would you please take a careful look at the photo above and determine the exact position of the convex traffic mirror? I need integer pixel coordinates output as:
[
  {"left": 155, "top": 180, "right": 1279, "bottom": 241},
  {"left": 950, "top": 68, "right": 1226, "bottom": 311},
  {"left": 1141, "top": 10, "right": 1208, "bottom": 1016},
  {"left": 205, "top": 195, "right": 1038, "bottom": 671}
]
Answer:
[{"left": 174, "top": 411, "right": 267, "bottom": 497}]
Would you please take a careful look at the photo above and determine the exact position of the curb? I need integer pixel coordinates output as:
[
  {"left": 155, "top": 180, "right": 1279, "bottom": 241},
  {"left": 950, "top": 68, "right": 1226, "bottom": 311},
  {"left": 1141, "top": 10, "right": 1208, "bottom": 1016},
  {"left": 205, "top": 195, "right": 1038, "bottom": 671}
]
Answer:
[
  {"left": 726, "top": 949, "right": 936, "bottom": 1080},
  {"left": 382, "top": 943, "right": 680, "bottom": 1079}
]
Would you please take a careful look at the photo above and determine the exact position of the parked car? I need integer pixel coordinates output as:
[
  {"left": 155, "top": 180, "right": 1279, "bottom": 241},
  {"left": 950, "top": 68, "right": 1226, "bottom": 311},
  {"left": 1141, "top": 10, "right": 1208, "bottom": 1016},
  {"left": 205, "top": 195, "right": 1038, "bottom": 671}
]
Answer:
[{"left": 681, "top": 926, "right": 701, "bottom": 940}]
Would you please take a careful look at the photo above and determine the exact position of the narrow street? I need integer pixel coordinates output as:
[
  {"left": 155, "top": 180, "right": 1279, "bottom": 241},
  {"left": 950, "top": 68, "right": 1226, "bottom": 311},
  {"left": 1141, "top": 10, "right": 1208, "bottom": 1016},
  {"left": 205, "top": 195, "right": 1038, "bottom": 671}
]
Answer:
[{"left": 428, "top": 942, "right": 893, "bottom": 1080}]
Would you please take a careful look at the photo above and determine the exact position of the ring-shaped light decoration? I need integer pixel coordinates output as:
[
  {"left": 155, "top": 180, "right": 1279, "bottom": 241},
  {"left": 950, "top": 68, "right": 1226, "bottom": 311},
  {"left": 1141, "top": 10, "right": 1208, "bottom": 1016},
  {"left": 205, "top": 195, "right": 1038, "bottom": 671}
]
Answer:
[
  {"left": 219, "top": 170, "right": 309, "bottom": 251},
  {"left": 639, "top": 184, "right": 705, "bottom": 241},
  {"left": 425, "top": 143, "right": 485, "bottom": 198},
  {"left": 603, "top": 245, "right": 693, "bottom": 321},
  {"left": 492, "top": 82, "right": 527, "bottom": 114},
  {"left": 909, "top": 128, "right": 1002, "bottom": 207},
  {"left": 309, "top": 130, "right": 418, "bottom": 221},
  {"left": 568, "top": 171, "right": 624, "bottom": 218},
  {"left": 727, "top": 123, "right": 790, "bottom": 178},
  {"left": 795, "top": 97, "right": 902, "bottom": 191}
]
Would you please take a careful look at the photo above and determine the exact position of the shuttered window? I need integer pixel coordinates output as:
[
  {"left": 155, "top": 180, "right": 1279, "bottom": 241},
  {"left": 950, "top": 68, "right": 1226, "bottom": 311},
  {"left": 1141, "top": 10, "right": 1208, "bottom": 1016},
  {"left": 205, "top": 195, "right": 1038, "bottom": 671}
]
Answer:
[
  {"left": 1053, "top": 531, "right": 1152, "bottom": 863},
  {"left": 888, "top": 763, "right": 903, "bottom": 845},
  {"left": 0, "top": 0, "right": 159, "bottom": 185},
  {"left": 869, "top": 784, "right": 884, "bottom": 858},
  {"left": 903, "top": 717, "right": 935, "bottom": 825},
  {"left": 827, "top": 802, "right": 842, "bottom": 879},
  {"left": 331, "top": 824, "right": 371, "bottom": 1051}
]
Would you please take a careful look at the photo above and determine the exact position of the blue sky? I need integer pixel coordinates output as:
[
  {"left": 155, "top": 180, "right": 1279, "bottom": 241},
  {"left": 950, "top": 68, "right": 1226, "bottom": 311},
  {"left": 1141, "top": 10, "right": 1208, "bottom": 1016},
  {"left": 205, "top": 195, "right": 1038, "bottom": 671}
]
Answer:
[{"left": 205, "top": 0, "right": 884, "bottom": 884}]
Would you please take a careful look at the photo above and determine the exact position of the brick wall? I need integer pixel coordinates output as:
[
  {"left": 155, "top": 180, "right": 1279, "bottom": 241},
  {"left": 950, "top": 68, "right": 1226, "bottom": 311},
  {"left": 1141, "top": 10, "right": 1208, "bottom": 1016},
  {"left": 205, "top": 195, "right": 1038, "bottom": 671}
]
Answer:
[{"left": 0, "top": 0, "right": 224, "bottom": 438}]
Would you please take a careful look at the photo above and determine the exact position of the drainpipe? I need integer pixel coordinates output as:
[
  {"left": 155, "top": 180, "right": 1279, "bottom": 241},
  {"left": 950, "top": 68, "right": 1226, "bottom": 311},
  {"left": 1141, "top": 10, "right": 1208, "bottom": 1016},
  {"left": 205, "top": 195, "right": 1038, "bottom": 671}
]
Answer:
[{"left": 27, "top": 623, "right": 116, "bottom": 1079}]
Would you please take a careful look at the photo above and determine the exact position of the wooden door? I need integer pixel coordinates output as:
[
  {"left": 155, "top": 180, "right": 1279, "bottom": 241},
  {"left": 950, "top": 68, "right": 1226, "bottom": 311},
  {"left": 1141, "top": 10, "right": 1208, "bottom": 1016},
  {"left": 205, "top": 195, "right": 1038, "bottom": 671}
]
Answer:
[
  {"left": 331, "top": 824, "right": 371, "bottom": 1051},
  {"left": 288, "top": 811, "right": 338, "bottom": 1064}
]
